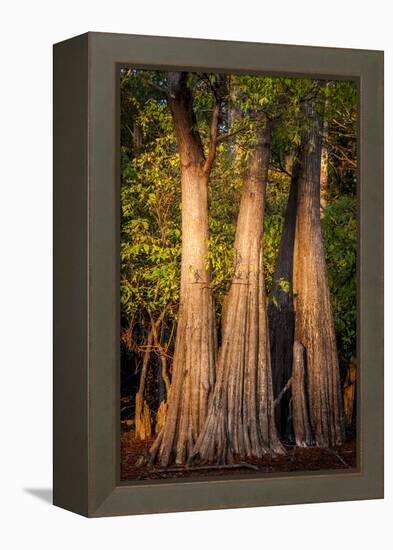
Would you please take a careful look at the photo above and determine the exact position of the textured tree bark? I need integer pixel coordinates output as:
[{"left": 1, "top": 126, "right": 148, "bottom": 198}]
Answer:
[
  {"left": 156, "top": 400, "right": 168, "bottom": 435},
  {"left": 132, "top": 120, "right": 142, "bottom": 153},
  {"left": 343, "top": 355, "right": 356, "bottom": 427},
  {"left": 320, "top": 117, "right": 329, "bottom": 213},
  {"left": 268, "top": 158, "right": 300, "bottom": 438},
  {"left": 135, "top": 308, "right": 168, "bottom": 440},
  {"left": 134, "top": 329, "right": 153, "bottom": 440},
  {"left": 227, "top": 77, "right": 242, "bottom": 163},
  {"left": 149, "top": 73, "right": 217, "bottom": 466},
  {"left": 189, "top": 120, "right": 284, "bottom": 464},
  {"left": 292, "top": 341, "right": 312, "bottom": 446},
  {"left": 293, "top": 96, "right": 345, "bottom": 447},
  {"left": 150, "top": 314, "right": 171, "bottom": 434}
]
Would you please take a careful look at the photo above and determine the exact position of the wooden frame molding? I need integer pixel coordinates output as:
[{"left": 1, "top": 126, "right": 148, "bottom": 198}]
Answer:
[{"left": 53, "top": 32, "right": 383, "bottom": 517}]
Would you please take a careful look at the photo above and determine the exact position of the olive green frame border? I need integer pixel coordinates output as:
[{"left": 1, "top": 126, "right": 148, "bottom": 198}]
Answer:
[{"left": 53, "top": 32, "right": 383, "bottom": 517}]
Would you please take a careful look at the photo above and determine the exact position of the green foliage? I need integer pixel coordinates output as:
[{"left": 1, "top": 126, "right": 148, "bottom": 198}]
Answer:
[
  {"left": 264, "top": 170, "right": 290, "bottom": 292},
  {"left": 120, "top": 69, "right": 357, "bottom": 381},
  {"left": 120, "top": 83, "right": 181, "bottom": 332},
  {"left": 322, "top": 196, "right": 357, "bottom": 371},
  {"left": 277, "top": 278, "right": 291, "bottom": 294}
]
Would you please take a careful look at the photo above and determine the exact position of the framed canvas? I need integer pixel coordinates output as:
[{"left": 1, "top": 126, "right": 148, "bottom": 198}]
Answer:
[{"left": 53, "top": 32, "right": 383, "bottom": 517}]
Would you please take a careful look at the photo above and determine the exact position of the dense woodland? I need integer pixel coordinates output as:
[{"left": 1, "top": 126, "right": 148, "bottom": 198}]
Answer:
[{"left": 120, "top": 69, "right": 357, "bottom": 477}]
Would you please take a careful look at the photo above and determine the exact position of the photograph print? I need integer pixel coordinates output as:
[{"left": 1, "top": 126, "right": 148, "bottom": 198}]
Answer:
[{"left": 119, "top": 69, "right": 357, "bottom": 481}]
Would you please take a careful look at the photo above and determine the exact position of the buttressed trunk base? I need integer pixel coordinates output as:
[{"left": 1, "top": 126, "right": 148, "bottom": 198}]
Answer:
[
  {"left": 293, "top": 98, "right": 345, "bottom": 447},
  {"left": 190, "top": 121, "right": 284, "bottom": 465},
  {"left": 149, "top": 73, "right": 217, "bottom": 466}
]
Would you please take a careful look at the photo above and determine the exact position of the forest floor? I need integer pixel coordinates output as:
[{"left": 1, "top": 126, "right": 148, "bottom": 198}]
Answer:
[{"left": 120, "top": 430, "right": 356, "bottom": 482}]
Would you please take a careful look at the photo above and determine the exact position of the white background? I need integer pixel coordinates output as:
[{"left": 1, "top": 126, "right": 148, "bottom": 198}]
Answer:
[{"left": 1, "top": 1, "right": 391, "bottom": 548}]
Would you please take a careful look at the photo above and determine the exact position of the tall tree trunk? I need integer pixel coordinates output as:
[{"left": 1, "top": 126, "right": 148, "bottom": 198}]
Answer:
[
  {"left": 228, "top": 77, "right": 242, "bottom": 163},
  {"left": 134, "top": 328, "right": 153, "bottom": 440},
  {"left": 135, "top": 307, "right": 168, "bottom": 440},
  {"left": 190, "top": 120, "right": 283, "bottom": 464},
  {"left": 268, "top": 157, "right": 300, "bottom": 438},
  {"left": 293, "top": 96, "right": 345, "bottom": 447},
  {"left": 132, "top": 120, "right": 142, "bottom": 153},
  {"left": 150, "top": 315, "right": 171, "bottom": 434},
  {"left": 291, "top": 341, "right": 312, "bottom": 446},
  {"left": 320, "top": 117, "right": 329, "bottom": 213},
  {"left": 343, "top": 355, "right": 356, "bottom": 428},
  {"left": 149, "top": 73, "right": 218, "bottom": 466}
]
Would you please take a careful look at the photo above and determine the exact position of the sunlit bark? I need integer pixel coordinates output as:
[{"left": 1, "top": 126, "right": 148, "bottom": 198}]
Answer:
[
  {"left": 149, "top": 73, "right": 217, "bottom": 465},
  {"left": 293, "top": 96, "right": 345, "bottom": 447},
  {"left": 190, "top": 118, "right": 284, "bottom": 464}
]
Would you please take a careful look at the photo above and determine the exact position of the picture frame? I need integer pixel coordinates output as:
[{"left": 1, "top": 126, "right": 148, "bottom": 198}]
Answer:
[{"left": 53, "top": 32, "right": 383, "bottom": 517}]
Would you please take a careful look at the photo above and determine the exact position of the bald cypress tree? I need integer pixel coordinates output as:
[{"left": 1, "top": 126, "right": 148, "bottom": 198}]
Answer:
[
  {"left": 149, "top": 73, "right": 220, "bottom": 466},
  {"left": 293, "top": 94, "right": 345, "bottom": 447},
  {"left": 190, "top": 114, "right": 283, "bottom": 464}
]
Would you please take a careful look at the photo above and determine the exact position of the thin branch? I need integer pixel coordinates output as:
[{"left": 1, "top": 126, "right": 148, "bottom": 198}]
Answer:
[
  {"left": 139, "top": 74, "right": 169, "bottom": 96},
  {"left": 153, "top": 348, "right": 173, "bottom": 361},
  {"left": 329, "top": 150, "right": 357, "bottom": 169},
  {"left": 331, "top": 117, "right": 352, "bottom": 131},
  {"left": 274, "top": 377, "right": 292, "bottom": 406},
  {"left": 273, "top": 159, "right": 293, "bottom": 179},
  {"left": 327, "top": 128, "right": 356, "bottom": 140},
  {"left": 216, "top": 125, "right": 248, "bottom": 143},
  {"left": 203, "top": 98, "right": 220, "bottom": 174}
]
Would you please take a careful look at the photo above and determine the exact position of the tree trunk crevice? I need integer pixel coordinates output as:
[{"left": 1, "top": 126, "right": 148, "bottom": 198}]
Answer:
[{"left": 268, "top": 156, "right": 300, "bottom": 438}]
